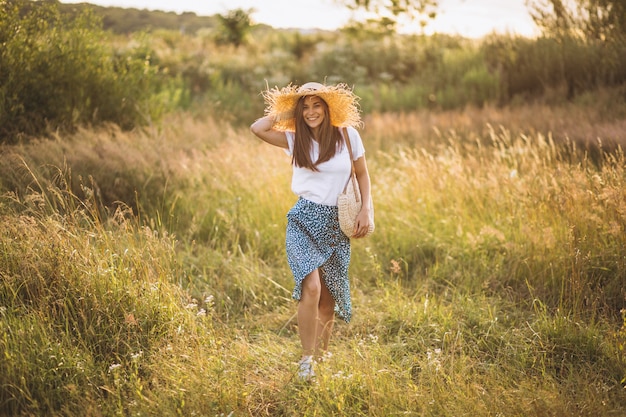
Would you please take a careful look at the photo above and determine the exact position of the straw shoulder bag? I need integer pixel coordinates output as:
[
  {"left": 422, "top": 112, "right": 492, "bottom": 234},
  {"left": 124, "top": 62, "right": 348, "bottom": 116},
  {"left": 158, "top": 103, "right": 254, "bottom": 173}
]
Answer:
[{"left": 337, "top": 128, "right": 374, "bottom": 238}]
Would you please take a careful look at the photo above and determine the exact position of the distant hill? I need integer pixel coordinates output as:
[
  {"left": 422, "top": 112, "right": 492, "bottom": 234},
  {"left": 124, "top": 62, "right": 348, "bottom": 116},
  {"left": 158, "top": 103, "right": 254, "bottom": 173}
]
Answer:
[{"left": 57, "top": 2, "right": 219, "bottom": 34}]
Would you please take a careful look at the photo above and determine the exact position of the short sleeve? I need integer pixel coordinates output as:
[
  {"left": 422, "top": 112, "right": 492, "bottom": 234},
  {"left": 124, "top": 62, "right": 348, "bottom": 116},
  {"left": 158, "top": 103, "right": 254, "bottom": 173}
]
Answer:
[
  {"left": 346, "top": 126, "right": 365, "bottom": 160},
  {"left": 284, "top": 131, "right": 295, "bottom": 156}
]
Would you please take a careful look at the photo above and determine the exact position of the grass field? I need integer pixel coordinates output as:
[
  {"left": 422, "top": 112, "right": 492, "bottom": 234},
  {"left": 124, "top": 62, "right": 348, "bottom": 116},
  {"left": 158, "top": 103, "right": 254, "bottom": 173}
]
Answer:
[{"left": 1, "top": 105, "right": 625, "bottom": 416}]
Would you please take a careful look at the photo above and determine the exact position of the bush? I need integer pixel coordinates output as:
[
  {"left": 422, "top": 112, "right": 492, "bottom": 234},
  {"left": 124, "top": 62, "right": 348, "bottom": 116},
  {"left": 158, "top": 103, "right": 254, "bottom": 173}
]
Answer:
[
  {"left": 0, "top": 1, "right": 163, "bottom": 143},
  {"left": 482, "top": 34, "right": 626, "bottom": 104}
]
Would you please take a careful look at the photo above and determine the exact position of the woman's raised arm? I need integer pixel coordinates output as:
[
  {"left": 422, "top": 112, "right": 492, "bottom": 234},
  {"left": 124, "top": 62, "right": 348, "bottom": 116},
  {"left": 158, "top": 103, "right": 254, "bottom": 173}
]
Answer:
[{"left": 250, "top": 116, "right": 289, "bottom": 149}]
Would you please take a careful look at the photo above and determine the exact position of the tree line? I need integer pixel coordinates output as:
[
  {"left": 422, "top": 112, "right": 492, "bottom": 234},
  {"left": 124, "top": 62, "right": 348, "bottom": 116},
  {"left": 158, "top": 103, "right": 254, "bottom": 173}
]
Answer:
[{"left": 0, "top": 0, "right": 624, "bottom": 143}]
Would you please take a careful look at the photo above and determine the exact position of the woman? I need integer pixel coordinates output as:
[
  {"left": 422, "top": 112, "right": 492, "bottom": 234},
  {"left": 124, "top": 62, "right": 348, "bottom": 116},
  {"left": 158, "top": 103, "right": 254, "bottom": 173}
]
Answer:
[{"left": 250, "top": 82, "right": 372, "bottom": 380}]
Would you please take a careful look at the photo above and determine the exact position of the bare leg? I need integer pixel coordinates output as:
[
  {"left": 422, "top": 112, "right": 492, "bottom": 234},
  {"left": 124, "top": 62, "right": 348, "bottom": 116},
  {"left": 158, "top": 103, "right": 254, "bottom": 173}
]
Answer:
[
  {"left": 297, "top": 269, "right": 322, "bottom": 357},
  {"left": 316, "top": 274, "right": 335, "bottom": 356}
]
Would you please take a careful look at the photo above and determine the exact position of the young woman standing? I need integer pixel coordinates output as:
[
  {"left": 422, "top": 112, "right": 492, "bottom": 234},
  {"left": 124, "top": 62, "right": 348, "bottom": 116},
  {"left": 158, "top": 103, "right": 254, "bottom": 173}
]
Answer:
[{"left": 250, "top": 82, "right": 372, "bottom": 380}]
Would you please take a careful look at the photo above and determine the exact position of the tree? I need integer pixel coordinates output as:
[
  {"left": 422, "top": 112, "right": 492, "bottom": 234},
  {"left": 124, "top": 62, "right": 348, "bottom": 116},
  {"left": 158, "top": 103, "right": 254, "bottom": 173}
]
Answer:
[
  {"left": 216, "top": 8, "right": 253, "bottom": 47},
  {"left": 526, "top": 0, "right": 625, "bottom": 41},
  {"left": 524, "top": 0, "right": 626, "bottom": 99},
  {"left": 0, "top": 0, "right": 161, "bottom": 142},
  {"left": 342, "top": 16, "right": 399, "bottom": 39},
  {"left": 338, "top": 0, "right": 438, "bottom": 33}
]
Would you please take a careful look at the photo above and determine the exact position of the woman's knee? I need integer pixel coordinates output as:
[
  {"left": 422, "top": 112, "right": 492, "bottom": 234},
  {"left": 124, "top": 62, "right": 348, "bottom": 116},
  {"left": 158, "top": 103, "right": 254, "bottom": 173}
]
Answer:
[{"left": 301, "top": 271, "right": 322, "bottom": 299}]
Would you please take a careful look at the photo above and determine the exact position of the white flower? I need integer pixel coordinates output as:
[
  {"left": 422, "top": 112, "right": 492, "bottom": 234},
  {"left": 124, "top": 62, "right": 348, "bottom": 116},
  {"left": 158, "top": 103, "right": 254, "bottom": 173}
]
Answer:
[{"left": 108, "top": 363, "right": 122, "bottom": 372}]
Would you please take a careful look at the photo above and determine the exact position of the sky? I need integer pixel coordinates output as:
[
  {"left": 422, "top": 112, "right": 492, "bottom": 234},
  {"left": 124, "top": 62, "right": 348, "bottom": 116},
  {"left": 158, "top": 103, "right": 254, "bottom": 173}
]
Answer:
[{"left": 60, "top": 0, "right": 539, "bottom": 38}]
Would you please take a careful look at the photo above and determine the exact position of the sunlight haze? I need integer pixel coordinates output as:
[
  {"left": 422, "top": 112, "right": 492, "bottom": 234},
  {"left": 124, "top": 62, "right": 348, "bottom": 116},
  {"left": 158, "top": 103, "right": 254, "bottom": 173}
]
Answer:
[{"left": 60, "top": 0, "right": 538, "bottom": 38}]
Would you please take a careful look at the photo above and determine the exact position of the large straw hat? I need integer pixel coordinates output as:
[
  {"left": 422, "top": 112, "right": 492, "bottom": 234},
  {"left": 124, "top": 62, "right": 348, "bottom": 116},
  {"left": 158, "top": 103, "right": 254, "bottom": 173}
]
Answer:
[{"left": 262, "top": 82, "right": 362, "bottom": 131}]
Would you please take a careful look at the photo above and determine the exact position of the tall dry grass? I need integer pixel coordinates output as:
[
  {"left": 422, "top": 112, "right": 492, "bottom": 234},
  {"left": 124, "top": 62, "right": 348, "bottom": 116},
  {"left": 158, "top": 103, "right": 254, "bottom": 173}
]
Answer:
[{"left": 0, "top": 106, "right": 625, "bottom": 415}]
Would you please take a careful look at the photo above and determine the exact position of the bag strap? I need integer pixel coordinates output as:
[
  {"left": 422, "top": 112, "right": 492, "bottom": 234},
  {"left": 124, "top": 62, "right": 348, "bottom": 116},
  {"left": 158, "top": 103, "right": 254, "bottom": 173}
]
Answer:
[
  {"left": 343, "top": 127, "right": 355, "bottom": 175},
  {"left": 342, "top": 127, "right": 361, "bottom": 203}
]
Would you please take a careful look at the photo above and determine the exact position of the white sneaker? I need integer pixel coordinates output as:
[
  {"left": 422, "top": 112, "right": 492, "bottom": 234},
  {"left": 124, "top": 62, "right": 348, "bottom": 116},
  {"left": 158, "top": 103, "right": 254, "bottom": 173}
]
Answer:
[{"left": 297, "top": 356, "right": 315, "bottom": 381}]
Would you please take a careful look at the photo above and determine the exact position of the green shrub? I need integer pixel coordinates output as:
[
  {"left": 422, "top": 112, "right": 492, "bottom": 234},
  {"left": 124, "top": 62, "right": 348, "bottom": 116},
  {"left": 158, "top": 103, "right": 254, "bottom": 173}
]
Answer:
[
  {"left": 481, "top": 34, "right": 626, "bottom": 104},
  {"left": 0, "top": 1, "right": 163, "bottom": 143},
  {"left": 0, "top": 187, "right": 206, "bottom": 416}
]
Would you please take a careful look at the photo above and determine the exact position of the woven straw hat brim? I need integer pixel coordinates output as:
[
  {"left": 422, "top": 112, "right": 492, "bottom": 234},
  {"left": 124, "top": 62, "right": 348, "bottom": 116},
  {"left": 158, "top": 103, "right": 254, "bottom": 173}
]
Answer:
[{"left": 262, "top": 83, "right": 362, "bottom": 131}]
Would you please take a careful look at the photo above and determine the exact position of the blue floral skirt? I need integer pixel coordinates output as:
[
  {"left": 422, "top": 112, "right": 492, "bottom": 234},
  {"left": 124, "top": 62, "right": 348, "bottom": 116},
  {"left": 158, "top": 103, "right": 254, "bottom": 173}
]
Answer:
[{"left": 286, "top": 198, "right": 352, "bottom": 322}]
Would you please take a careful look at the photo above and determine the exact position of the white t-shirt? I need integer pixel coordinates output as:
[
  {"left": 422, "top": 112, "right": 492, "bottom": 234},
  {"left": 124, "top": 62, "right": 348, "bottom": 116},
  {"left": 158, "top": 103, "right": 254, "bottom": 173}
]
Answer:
[{"left": 285, "top": 126, "right": 365, "bottom": 206}]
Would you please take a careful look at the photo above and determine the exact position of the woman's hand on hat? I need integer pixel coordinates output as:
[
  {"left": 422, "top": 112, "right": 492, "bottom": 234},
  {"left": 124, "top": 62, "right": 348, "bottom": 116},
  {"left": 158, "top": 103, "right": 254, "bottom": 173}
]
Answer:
[{"left": 250, "top": 116, "right": 289, "bottom": 149}]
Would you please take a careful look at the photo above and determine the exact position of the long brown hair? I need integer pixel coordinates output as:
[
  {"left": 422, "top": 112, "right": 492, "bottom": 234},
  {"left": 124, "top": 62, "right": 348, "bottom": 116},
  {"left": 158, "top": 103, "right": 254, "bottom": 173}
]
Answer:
[{"left": 292, "top": 96, "right": 343, "bottom": 171}]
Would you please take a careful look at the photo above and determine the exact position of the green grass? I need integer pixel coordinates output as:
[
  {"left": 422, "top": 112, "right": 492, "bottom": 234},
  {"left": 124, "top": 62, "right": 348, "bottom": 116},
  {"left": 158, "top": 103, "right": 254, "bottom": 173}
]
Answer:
[{"left": 0, "top": 107, "right": 625, "bottom": 416}]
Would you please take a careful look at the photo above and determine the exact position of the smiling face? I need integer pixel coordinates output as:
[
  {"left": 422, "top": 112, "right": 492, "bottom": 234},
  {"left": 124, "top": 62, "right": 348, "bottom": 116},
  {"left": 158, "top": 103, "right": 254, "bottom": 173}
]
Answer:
[{"left": 302, "top": 95, "right": 327, "bottom": 132}]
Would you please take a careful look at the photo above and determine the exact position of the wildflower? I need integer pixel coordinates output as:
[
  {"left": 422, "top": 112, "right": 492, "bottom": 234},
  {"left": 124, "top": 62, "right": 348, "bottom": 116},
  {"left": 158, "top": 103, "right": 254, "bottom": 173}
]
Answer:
[
  {"left": 389, "top": 259, "right": 401, "bottom": 274},
  {"left": 204, "top": 295, "right": 215, "bottom": 311},
  {"left": 108, "top": 363, "right": 122, "bottom": 372},
  {"left": 124, "top": 313, "right": 138, "bottom": 326},
  {"left": 332, "top": 370, "right": 354, "bottom": 380},
  {"left": 426, "top": 349, "right": 442, "bottom": 372}
]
